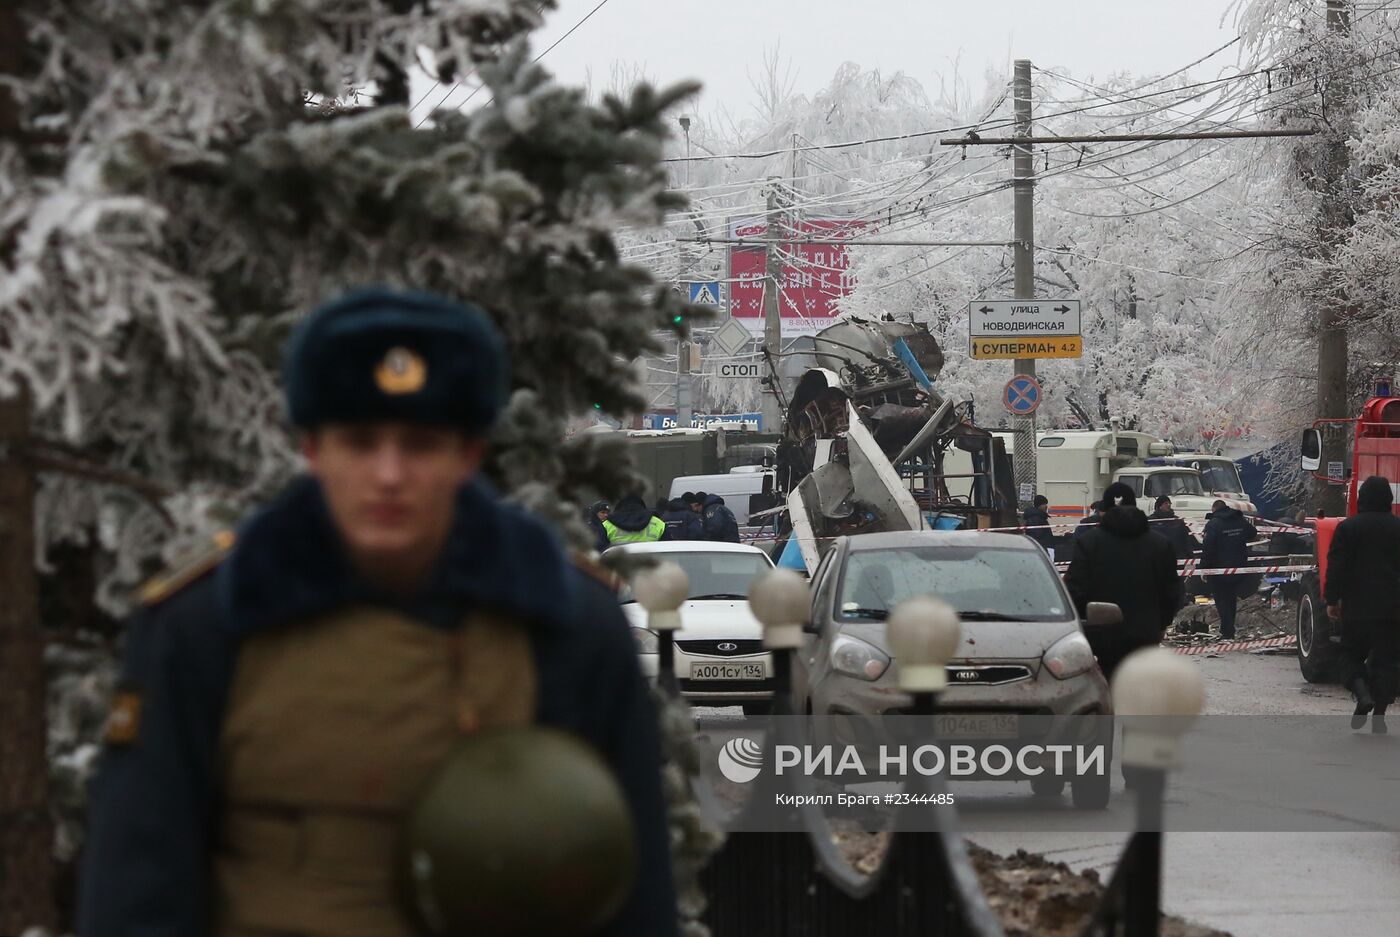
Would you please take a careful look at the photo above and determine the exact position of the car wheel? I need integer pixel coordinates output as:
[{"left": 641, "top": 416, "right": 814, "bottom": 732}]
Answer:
[
  {"left": 1029, "top": 775, "right": 1065, "bottom": 798},
  {"left": 1072, "top": 772, "right": 1111, "bottom": 810},
  {"left": 1297, "top": 575, "right": 1340, "bottom": 684}
]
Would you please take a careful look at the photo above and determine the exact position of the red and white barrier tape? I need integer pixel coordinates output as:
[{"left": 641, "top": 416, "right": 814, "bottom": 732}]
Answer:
[{"left": 1173, "top": 634, "right": 1297, "bottom": 656}]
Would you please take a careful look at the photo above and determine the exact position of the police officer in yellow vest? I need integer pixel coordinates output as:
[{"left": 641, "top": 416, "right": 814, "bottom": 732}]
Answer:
[
  {"left": 601, "top": 494, "right": 667, "bottom": 545},
  {"left": 79, "top": 288, "right": 677, "bottom": 936}
]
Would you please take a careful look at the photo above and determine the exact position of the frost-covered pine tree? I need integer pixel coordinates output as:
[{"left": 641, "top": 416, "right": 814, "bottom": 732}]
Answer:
[{"left": 0, "top": 2, "right": 700, "bottom": 928}]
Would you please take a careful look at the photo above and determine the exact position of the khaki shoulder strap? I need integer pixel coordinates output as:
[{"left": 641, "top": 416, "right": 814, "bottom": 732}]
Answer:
[
  {"left": 138, "top": 530, "right": 236, "bottom": 607},
  {"left": 453, "top": 610, "right": 538, "bottom": 734}
]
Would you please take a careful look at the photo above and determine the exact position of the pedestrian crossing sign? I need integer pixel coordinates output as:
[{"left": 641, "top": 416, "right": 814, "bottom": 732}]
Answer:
[{"left": 689, "top": 282, "right": 721, "bottom": 306}]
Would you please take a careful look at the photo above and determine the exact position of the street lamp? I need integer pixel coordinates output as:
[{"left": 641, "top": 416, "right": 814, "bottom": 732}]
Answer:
[
  {"left": 678, "top": 115, "right": 692, "bottom": 189},
  {"left": 1111, "top": 645, "right": 1206, "bottom": 936},
  {"left": 1111, "top": 646, "right": 1206, "bottom": 772},
  {"left": 634, "top": 561, "right": 689, "bottom": 684},
  {"left": 886, "top": 595, "right": 962, "bottom": 715}
]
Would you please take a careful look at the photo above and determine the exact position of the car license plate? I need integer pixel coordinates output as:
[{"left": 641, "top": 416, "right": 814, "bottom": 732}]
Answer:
[
  {"left": 935, "top": 714, "right": 1019, "bottom": 739},
  {"left": 690, "top": 662, "right": 765, "bottom": 680}
]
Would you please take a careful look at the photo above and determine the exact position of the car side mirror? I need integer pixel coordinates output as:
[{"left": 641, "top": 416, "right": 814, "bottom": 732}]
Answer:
[
  {"left": 1085, "top": 602, "right": 1124, "bottom": 627},
  {"left": 1301, "top": 428, "right": 1322, "bottom": 473}
]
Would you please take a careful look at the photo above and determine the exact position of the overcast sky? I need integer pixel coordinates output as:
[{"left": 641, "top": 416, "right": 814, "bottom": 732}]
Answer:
[{"left": 412, "top": 1, "right": 1245, "bottom": 121}]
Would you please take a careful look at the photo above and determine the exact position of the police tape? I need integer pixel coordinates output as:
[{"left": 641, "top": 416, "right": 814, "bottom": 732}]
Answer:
[
  {"left": 1173, "top": 634, "right": 1298, "bottom": 656},
  {"left": 1053, "top": 560, "right": 1316, "bottom": 577}
]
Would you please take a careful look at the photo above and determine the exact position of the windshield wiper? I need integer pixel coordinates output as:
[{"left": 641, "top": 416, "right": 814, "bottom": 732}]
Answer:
[
  {"left": 957, "top": 610, "right": 1021, "bottom": 621},
  {"left": 688, "top": 593, "right": 750, "bottom": 601},
  {"left": 840, "top": 607, "right": 890, "bottom": 621}
]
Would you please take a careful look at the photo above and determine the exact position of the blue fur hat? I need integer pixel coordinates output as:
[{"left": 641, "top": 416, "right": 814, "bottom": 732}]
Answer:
[{"left": 283, "top": 287, "right": 507, "bottom": 433}]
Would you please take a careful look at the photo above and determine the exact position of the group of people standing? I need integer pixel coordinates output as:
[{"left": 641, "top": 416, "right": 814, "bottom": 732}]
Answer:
[
  {"left": 587, "top": 491, "right": 740, "bottom": 551},
  {"left": 1030, "top": 485, "right": 1260, "bottom": 680}
]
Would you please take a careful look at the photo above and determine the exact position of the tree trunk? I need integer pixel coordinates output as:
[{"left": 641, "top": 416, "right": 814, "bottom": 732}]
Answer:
[
  {"left": 0, "top": 390, "right": 56, "bottom": 933},
  {"left": 0, "top": 7, "right": 56, "bottom": 931}
]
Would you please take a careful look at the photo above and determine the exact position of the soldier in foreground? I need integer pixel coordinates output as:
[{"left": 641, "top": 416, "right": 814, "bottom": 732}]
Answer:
[{"left": 79, "top": 287, "right": 677, "bottom": 936}]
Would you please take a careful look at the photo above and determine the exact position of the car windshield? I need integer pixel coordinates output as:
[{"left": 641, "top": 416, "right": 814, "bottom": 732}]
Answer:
[
  {"left": 618, "top": 551, "right": 772, "bottom": 603},
  {"left": 1144, "top": 471, "right": 1204, "bottom": 497},
  {"left": 1196, "top": 461, "right": 1243, "bottom": 494},
  {"left": 836, "top": 546, "right": 1071, "bottom": 623}
]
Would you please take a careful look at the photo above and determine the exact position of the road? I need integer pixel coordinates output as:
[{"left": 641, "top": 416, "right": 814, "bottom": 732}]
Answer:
[{"left": 969, "top": 648, "right": 1400, "bottom": 937}]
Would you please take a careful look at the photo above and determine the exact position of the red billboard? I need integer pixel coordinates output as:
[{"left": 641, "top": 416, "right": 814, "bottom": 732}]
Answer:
[{"left": 727, "top": 217, "right": 866, "bottom": 336}]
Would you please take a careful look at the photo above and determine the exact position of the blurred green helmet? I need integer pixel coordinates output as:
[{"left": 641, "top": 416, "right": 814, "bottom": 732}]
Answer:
[{"left": 398, "top": 726, "right": 637, "bottom": 937}]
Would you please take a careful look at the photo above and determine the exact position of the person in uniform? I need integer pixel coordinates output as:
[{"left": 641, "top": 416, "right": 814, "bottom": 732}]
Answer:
[
  {"left": 1200, "top": 498, "right": 1258, "bottom": 639},
  {"left": 79, "top": 287, "right": 677, "bottom": 936},
  {"left": 601, "top": 493, "right": 667, "bottom": 544}
]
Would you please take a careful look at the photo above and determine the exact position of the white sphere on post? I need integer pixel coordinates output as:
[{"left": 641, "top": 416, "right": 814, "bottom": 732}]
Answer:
[
  {"left": 633, "top": 562, "right": 689, "bottom": 634},
  {"left": 1112, "top": 646, "right": 1206, "bottom": 769},
  {"left": 886, "top": 595, "right": 962, "bottom": 692},
  {"left": 748, "top": 569, "right": 811, "bottom": 650}
]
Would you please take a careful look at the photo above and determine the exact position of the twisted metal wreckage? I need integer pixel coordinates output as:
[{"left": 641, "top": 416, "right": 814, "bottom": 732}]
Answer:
[{"left": 771, "top": 317, "right": 1020, "bottom": 570}]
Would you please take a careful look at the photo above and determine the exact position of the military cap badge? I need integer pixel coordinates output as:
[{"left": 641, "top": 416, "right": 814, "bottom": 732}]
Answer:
[{"left": 375, "top": 346, "right": 427, "bottom": 395}]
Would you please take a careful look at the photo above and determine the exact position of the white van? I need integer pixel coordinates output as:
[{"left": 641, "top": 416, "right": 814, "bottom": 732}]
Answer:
[{"left": 668, "top": 468, "right": 778, "bottom": 526}]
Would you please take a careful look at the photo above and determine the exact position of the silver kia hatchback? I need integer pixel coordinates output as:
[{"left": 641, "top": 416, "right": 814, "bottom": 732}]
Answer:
[{"left": 792, "top": 530, "right": 1115, "bottom": 807}]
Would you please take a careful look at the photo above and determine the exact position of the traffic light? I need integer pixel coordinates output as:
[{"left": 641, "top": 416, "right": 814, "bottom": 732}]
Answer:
[{"left": 672, "top": 313, "right": 684, "bottom": 326}]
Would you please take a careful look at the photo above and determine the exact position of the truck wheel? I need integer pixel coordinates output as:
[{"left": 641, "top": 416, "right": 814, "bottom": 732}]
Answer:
[{"left": 1297, "top": 576, "right": 1340, "bottom": 684}]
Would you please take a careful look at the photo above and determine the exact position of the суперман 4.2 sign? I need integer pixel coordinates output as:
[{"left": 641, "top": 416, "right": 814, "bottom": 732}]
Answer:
[
  {"left": 972, "top": 336, "right": 1082, "bottom": 360},
  {"left": 968, "top": 299, "right": 1082, "bottom": 360}
]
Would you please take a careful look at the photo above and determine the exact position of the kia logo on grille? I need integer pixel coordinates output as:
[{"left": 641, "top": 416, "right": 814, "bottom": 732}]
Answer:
[
  {"left": 954, "top": 670, "right": 980, "bottom": 681},
  {"left": 717, "top": 642, "right": 738, "bottom": 652}
]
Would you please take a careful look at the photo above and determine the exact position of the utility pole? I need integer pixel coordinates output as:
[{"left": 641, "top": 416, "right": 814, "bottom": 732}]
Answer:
[
  {"left": 1012, "top": 59, "right": 1038, "bottom": 508},
  {"left": 1315, "top": 0, "right": 1352, "bottom": 515},
  {"left": 760, "top": 176, "right": 783, "bottom": 433},
  {"left": 674, "top": 119, "right": 695, "bottom": 430},
  {"left": 0, "top": 6, "right": 56, "bottom": 931}
]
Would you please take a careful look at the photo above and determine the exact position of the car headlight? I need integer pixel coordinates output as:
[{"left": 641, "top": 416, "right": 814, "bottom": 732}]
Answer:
[
  {"left": 831, "top": 634, "right": 890, "bottom": 681},
  {"left": 631, "top": 627, "right": 659, "bottom": 654},
  {"left": 1043, "top": 631, "right": 1095, "bottom": 680}
]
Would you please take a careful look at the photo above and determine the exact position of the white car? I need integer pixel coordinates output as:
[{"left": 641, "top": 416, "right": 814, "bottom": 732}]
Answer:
[{"left": 608, "top": 541, "right": 776, "bottom": 712}]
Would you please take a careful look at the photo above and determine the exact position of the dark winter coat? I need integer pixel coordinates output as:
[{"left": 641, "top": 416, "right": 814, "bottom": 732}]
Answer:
[
  {"left": 1324, "top": 475, "right": 1400, "bottom": 621},
  {"left": 79, "top": 477, "right": 677, "bottom": 937},
  {"left": 587, "top": 500, "right": 611, "bottom": 553},
  {"left": 661, "top": 498, "right": 705, "bottom": 541},
  {"left": 1065, "top": 506, "right": 1181, "bottom": 665},
  {"left": 1149, "top": 508, "right": 1201, "bottom": 560},
  {"left": 1023, "top": 506, "right": 1054, "bottom": 550},
  {"left": 1201, "top": 506, "right": 1257, "bottom": 572},
  {"left": 701, "top": 493, "right": 741, "bottom": 543},
  {"left": 609, "top": 495, "right": 664, "bottom": 536}
]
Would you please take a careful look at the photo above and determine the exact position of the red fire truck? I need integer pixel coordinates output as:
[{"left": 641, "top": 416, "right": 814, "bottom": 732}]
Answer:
[{"left": 1295, "top": 380, "right": 1400, "bottom": 682}]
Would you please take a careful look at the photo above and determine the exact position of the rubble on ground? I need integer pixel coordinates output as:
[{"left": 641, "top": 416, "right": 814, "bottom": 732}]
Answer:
[
  {"left": 1161, "top": 592, "right": 1294, "bottom": 649},
  {"left": 831, "top": 831, "right": 1232, "bottom": 937}
]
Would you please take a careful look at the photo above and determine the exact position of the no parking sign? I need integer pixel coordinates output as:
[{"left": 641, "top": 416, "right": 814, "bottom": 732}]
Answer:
[{"left": 1003, "top": 374, "right": 1041, "bottom": 415}]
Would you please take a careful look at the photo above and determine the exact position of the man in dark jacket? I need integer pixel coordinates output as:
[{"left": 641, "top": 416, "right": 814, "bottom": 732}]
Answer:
[
  {"left": 1325, "top": 475, "right": 1400, "bottom": 731},
  {"left": 603, "top": 493, "right": 668, "bottom": 544},
  {"left": 660, "top": 497, "right": 704, "bottom": 541},
  {"left": 1201, "top": 499, "right": 1258, "bottom": 639},
  {"left": 701, "top": 493, "right": 741, "bottom": 543},
  {"left": 1150, "top": 495, "right": 1199, "bottom": 606},
  {"left": 1065, "top": 483, "right": 1180, "bottom": 681},
  {"left": 586, "top": 500, "right": 611, "bottom": 553},
  {"left": 1023, "top": 495, "right": 1054, "bottom": 552},
  {"left": 80, "top": 288, "right": 677, "bottom": 936}
]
